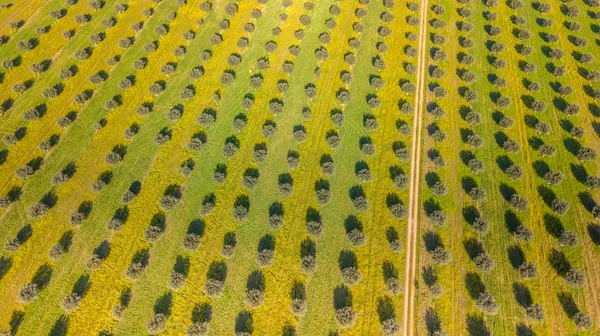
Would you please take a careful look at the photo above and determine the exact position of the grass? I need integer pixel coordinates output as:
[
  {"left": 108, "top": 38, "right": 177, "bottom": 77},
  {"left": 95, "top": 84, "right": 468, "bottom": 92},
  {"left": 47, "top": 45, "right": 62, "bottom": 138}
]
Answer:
[
  {"left": 416, "top": 0, "right": 600, "bottom": 334},
  {"left": 0, "top": 0, "right": 598, "bottom": 335}
]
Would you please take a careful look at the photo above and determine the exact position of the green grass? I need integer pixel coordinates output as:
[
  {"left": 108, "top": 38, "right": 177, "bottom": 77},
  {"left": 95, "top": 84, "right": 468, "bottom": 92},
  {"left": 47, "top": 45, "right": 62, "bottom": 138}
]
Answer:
[
  {"left": 0, "top": 0, "right": 598, "bottom": 335},
  {"left": 416, "top": 0, "right": 600, "bottom": 334}
]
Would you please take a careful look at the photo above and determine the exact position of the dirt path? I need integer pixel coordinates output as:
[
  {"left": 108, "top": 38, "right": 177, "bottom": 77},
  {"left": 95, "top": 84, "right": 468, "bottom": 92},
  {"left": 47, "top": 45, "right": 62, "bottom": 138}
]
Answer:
[{"left": 402, "top": 0, "right": 428, "bottom": 334}]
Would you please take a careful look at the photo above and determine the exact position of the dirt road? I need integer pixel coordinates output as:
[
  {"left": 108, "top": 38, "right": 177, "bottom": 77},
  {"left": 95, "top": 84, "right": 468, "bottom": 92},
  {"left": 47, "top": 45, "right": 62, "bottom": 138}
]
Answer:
[{"left": 401, "top": 0, "right": 428, "bottom": 334}]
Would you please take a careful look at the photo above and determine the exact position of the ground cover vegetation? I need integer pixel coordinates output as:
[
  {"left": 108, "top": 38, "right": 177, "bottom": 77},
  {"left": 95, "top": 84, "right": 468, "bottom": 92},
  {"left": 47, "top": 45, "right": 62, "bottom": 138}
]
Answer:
[
  {"left": 0, "top": 0, "right": 597, "bottom": 334},
  {"left": 416, "top": 0, "right": 600, "bottom": 333},
  {"left": 0, "top": 0, "right": 415, "bottom": 334}
]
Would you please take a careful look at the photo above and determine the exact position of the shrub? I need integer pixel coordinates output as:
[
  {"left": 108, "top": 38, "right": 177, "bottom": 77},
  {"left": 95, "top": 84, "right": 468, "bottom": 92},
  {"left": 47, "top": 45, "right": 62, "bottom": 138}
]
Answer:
[
  {"left": 145, "top": 213, "right": 166, "bottom": 242},
  {"left": 577, "top": 147, "right": 597, "bottom": 161},
  {"left": 61, "top": 293, "right": 82, "bottom": 312},
  {"left": 18, "top": 283, "right": 39, "bottom": 303},
  {"left": 467, "top": 159, "right": 485, "bottom": 174},
  {"left": 385, "top": 277, "right": 402, "bottom": 295},
  {"left": 430, "top": 246, "right": 451, "bottom": 265},
  {"left": 536, "top": 144, "right": 555, "bottom": 157},
  {"left": 29, "top": 202, "right": 49, "bottom": 218},
  {"left": 586, "top": 176, "right": 600, "bottom": 189},
  {"left": 147, "top": 313, "right": 167, "bottom": 335},
  {"left": 341, "top": 267, "right": 362, "bottom": 286},
  {"left": 347, "top": 228, "right": 366, "bottom": 247},
  {"left": 220, "top": 233, "right": 237, "bottom": 259},
  {"left": 473, "top": 252, "right": 494, "bottom": 273},
  {"left": 469, "top": 188, "right": 486, "bottom": 202},
  {"left": 571, "top": 126, "right": 584, "bottom": 138},
  {"left": 245, "top": 288, "right": 265, "bottom": 308},
  {"left": 306, "top": 209, "right": 322, "bottom": 238},
  {"left": 515, "top": 225, "right": 533, "bottom": 243},
  {"left": 557, "top": 230, "right": 578, "bottom": 248},
  {"left": 232, "top": 197, "right": 249, "bottom": 223},
  {"left": 565, "top": 268, "right": 585, "bottom": 287},
  {"left": 430, "top": 181, "right": 448, "bottom": 196},
  {"left": 242, "top": 169, "right": 260, "bottom": 191},
  {"left": 169, "top": 271, "right": 186, "bottom": 290},
  {"left": 269, "top": 99, "right": 284, "bottom": 114},
  {"left": 287, "top": 150, "right": 300, "bottom": 169},
  {"left": 381, "top": 318, "right": 400, "bottom": 336},
  {"left": 301, "top": 255, "right": 317, "bottom": 274},
  {"left": 518, "top": 262, "right": 537, "bottom": 279},
  {"left": 506, "top": 164, "right": 523, "bottom": 180},
  {"left": 335, "top": 306, "right": 356, "bottom": 328},
  {"left": 188, "top": 133, "right": 206, "bottom": 151},
  {"left": 475, "top": 291, "right": 498, "bottom": 315},
  {"left": 498, "top": 117, "right": 515, "bottom": 129},
  {"left": 551, "top": 199, "right": 570, "bottom": 216},
  {"left": 256, "top": 248, "right": 274, "bottom": 268},
  {"left": 392, "top": 172, "right": 409, "bottom": 190},
  {"left": 5, "top": 239, "right": 20, "bottom": 252},
  {"left": 223, "top": 139, "right": 240, "bottom": 158},
  {"left": 509, "top": 194, "right": 528, "bottom": 212},
  {"left": 525, "top": 303, "right": 544, "bottom": 322},
  {"left": 573, "top": 312, "right": 593, "bottom": 330}
]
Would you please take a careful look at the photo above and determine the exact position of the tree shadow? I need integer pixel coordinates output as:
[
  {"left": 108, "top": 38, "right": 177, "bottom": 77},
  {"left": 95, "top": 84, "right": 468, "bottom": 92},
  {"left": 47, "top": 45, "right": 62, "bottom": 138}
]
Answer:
[
  {"left": 507, "top": 245, "right": 525, "bottom": 268},
  {"left": 338, "top": 250, "right": 358, "bottom": 269},
  {"left": 466, "top": 314, "right": 490, "bottom": 336},
  {"left": 463, "top": 238, "right": 483, "bottom": 260},
  {"left": 174, "top": 256, "right": 190, "bottom": 276},
  {"left": 154, "top": 292, "right": 173, "bottom": 316},
  {"left": 376, "top": 296, "right": 396, "bottom": 322},
  {"left": 9, "top": 310, "right": 24, "bottom": 335},
  {"left": 246, "top": 270, "right": 265, "bottom": 291},
  {"left": 32, "top": 263, "right": 53, "bottom": 288},
  {"left": 543, "top": 214, "right": 563, "bottom": 237},
  {"left": 548, "top": 249, "right": 570, "bottom": 276},
  {"left": 557, "top": 291, "right": 579, "bottom": 318},
  {"left": 465, "top": 272, "right": 485, "bottom": 299},
  {"left": 425, "top": 307, "right": 442, "bottom": 333},
  {"left": 588, "top": 223, "right": 600, "bottom": 245},
  {"left": 333, "top": 285, "right": 352, "bottom": 309},
  {"left": 192, "top": 302, "right": 212, "bottom": 323},
  {"left": 49, "top": 315, "right": 69, "bottom": 336},
  {"left": 512, "top": 282, "right": 532, "bottom": 307},
  {"left": 235, "top": 310, "right": 253, "bottom": 333},
  {"left": 532, "top": 160, "right": 549, "bottom": 177}
]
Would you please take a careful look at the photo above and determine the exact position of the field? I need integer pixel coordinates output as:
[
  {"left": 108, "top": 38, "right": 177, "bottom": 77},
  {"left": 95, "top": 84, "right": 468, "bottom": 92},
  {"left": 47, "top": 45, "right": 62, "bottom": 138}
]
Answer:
[
  {"left": 415, "top": 0, "right": 600, "bottom": 334},
  {"left": 0, "top": 0, "right": 598, "bottom": 335}
]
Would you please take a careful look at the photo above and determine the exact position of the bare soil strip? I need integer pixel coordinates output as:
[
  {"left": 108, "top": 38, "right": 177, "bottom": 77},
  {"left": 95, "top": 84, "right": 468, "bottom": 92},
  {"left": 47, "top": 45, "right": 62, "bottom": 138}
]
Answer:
[{"left": 402, "top": 0, "right": 429, "bottom": 334}]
